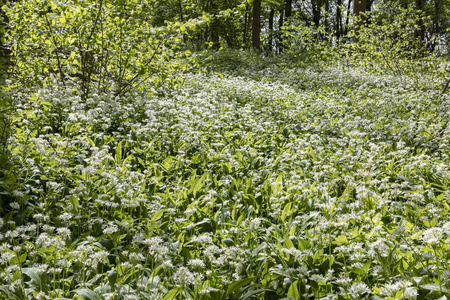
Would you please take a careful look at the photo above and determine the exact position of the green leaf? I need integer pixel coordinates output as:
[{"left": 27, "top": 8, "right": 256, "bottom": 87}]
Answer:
[
  {"left": 420, "top": 284, "right": 450, "bottom": 293},
  {"left": 298, "top": 238, "right": 310, "bottom": 250},
  {"left": 287, "top": 281, "right": 299, "bottom": 298},
  {"left": 19, "top": 252, "right": 27, "bottom": 264},
  {"left": 284, "top": 238, "right": 294, "bottom": 249},
  {"left": 226, "top": 277, "right": 255, "bottom": 297},
  {"left": 151, "top": 209, "right": 166, "bottom": 222},
  {"left": 72, "top": 288, "right": 102, "bottom": 300},
  {"left": 333, "top": 235, "right": 348, "bottom": 245},
  {"left": 115, "top": 141, "right": 123, "bottom": 164},
  {"left": 241, "top": 288, "right": 272, "bottom": 299},
  {"left": 162, "top": 287, "right": 183, "bottom": 300},
  {"left": 281, "top": 202, "right": 292, "bottom": 222},
  {"left": 86, "top": 137, "right": 96, "bottom": 148},
  {"left": 107, "top": 269, "right": 117, "bottom": 292},
  {"left": 22, "top": 268, "right": 43, "bottom": 288},
  {"left": 69, "top": 195, "right": 80, "bottom": 213},
  {"left": 363, "top": 261, "right": 371, "bottom": 272},
  {"left": 161, "top": 156, "right": 173, "bottom": 171}
]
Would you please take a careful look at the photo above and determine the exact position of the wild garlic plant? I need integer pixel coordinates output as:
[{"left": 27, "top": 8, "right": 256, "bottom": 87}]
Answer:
[{"left": 1, "top": 56, "right": 450, "bottom": 299}]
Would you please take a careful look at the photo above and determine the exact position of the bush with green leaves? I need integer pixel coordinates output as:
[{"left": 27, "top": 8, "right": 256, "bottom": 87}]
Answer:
[
  {"left": 345, "top": 4, "right": 447, "bottom": 81},
  {"left": 4, "top": 0, "right": 204, "bottom": 99},
  {"left": 280, "top": 20, "right": 337, "bottom": 67}
]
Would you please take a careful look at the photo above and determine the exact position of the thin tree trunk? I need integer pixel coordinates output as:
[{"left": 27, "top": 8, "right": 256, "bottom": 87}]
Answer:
[
  {"left": 353, "top": 0, "right": 366, "bottom": 41},
  {"left": 325, "top": 0, "right": 330, "bottom": 36},
  {"left": 268, "top": 8, "right": 275, "bottom": 52},
  {"left": 285, "top": 0, "right": 292, "bottom": 19},
  {"left": 178, "top": 0, "right": 184, "bottom": 21},
  {"left": 243, "top": 2, "right": 249, "bottom": 48},
  {"left": 312, "top": 0, "right": 320, "bottom": 27},
  {"left": 210, "top": 1, "right": 220, "bottom": 50},
  {"left": 204, "top": 0, "right": 210, "bottom": 47},
  {"left": 0, "top": 0, "right": 11, "bottom": 72},
  {"left": 221, "top": 24, "right": 234, "bottom": 48},
  {"left": 252, "top": 0, "right": 262, "bottom": 50},
  {"left": 336, "top": 0, "right": 342, "bottom": 39},
  {"left": 211, "top": 20, "right": 220, "bottom": 50},
  {"left": 434, "top": 0, "right": 439, "bottom": 33},
  {"left": 414, "top": 0, "right": 425, "bottom": 44},
  {"left": 344, "top": 0, "right": 352, "bottom": 36},
  {"left": 277, "top": 9, "right": 284, "bottom": 53}
]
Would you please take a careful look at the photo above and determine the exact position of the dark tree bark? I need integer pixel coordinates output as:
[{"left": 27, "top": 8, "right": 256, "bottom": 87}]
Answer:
[
  {"left": 252, "top": 0, "right": 262, "bottom": 50},
  {"left": 353, "top": 0, "right": 366, "bottom": 41},
  {"left": 414, "top": 0, "right": 425, "bottom": 44},
  {"left": 243, "top": 2, "right": 249, "bottom": 48},
  {"left": 434, "top": 0, "right": 439, "bottom": 34},
  {"left": 220, "top": 23, "right": 234, "bottom": 48},
  {"left": 430, "top": 0, "right": 439, "bottom": 51},
  {"left": 285, "top": 0, "right": 292, "bottom": 19},
  {"left": 178, "top": 0, "right": 184, "bottom": 21},
  {"left": 0, "top": 0, "right": 11, "bottom": 73},
  {"left": 277, "top": 9, "right": 284, "bottom": 53},
  {"left": 344, "top": 0, "right": 352, "bottom": 35},
  {"left": 210, "top": 19, "right": 220, "bottom": 50},
  {"left": 336, "top": 0, "right": 343, "bottom": 39},
  {"left": 268, "top": 8, "right": 275, "bottom": 52},
  {"left": 312, "top": 0, "right": 321, "bottom": 27},
  {"left": 324, "top": 0, "right": 330, "bottom": 36}
]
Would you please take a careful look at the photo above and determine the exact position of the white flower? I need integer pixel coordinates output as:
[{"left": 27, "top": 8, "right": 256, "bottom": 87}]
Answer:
[
  {"left": 103, "top": 224, "right": 118, "bottom": 235},
  {"left": 173, "top": 267, "right": 195, "bottom": 287},
  {"left": 90, "top": 250, "right": 109, "bottom": 268},
  {"left": 422, "top": 227, "right": 443, "bottom": 246},
  {"left": 404, "top": 287, "right": 418, "bottom": 299},
  {"left": 161, "top": 260, "right": 173, "bottom": 270},
  {"left": 349, "top": 282, "right": 371, "bottom": 299},
  {"left": 9, "top": 202, "right": 20, "bottom": 210},
  {"left": 58, "top": 212, "right": 73, "bottom": 222},
  {"left": 188, "top": 258, "right": 205, "bottom": 269},
  {"left": 36, "top": 291, "right": 48, "bottom": 300},
  {"left": 56, "top": 227, "right": 71, "bottom": 238}
]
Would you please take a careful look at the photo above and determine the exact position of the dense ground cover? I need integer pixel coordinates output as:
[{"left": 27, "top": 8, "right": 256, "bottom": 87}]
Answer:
[{"left": 1, "top": 54, "right": 450, "bottom": 299}]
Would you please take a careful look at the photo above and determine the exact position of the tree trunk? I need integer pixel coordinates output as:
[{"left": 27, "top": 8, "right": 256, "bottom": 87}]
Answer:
[
  {"left": 210, "top": 19, "right": 220, "bottom": 50},
  {"left": 336, "top": 0, "right": 342, "bottom": 39},
  {"left": 220, "top": 24, "right": 234, "bottom": 48},
  {"left": 0, "top": 0, "right": 11, "bottom": 73},
  {"left": 414, "top": 0, "right": 425, "bottom": 44},
  {"left": 434, "top": 0, "right": 439, "bottom": 33},
  {"left": 312, "top": 0, "right": 321, "bottom": 27},
  {"left": 285, "top": 0, "right": 292, "bottom": 20},
  {"left": 243, "top": 2, "right": 249, "bottom": 48},
  {"left": 252, "top": 0, "right": 262, "bottom": 50},
  {"left": 178, "top": 0, "right": 184, "bottom": 21},
  {"left": 324, "top": 0, "right": 330, "bottom": 37},
  {"left": 277, "top": 9, "right": 284, "bottom": 53},
  {"left": 344, "top": 0, "right": 352, "bottom": 36},
  {"left": 209, "top": 1, "right": 220, "bottom": 50},
  {"left": 353, "top": 0, "right": 366, "bottom": 41},
  {"left": 268, "top": 8, "right": 275, "bottom": 52}
]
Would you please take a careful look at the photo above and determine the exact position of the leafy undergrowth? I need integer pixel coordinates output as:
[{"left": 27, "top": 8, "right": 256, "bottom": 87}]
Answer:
[{"left": 1, "top": 60, "right": 450, "bottom": 300}]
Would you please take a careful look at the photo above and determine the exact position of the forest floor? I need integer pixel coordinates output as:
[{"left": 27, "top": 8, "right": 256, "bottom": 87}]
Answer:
[{"left": 2, "top": 52, "right": 450, "bottom": 299}]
